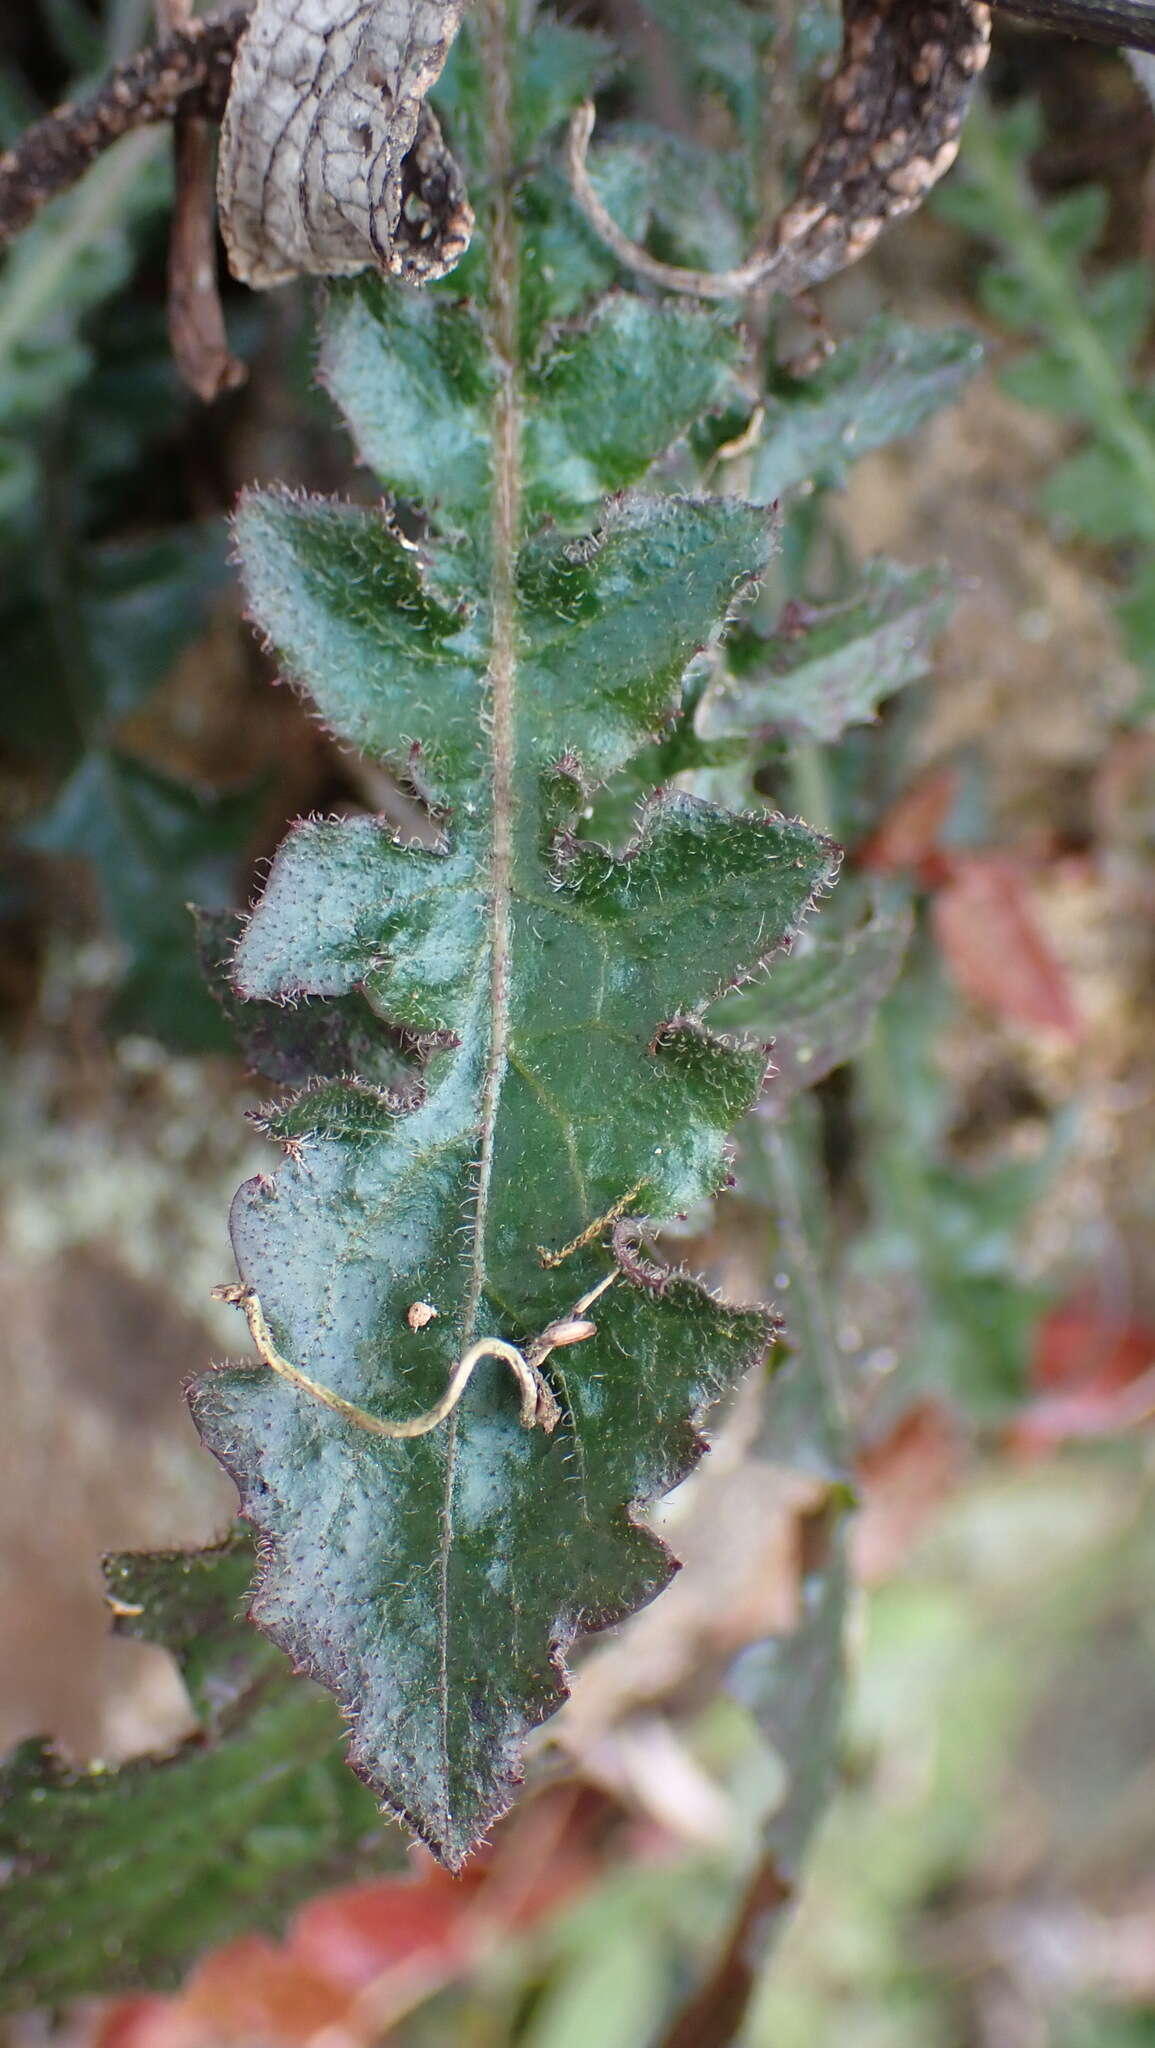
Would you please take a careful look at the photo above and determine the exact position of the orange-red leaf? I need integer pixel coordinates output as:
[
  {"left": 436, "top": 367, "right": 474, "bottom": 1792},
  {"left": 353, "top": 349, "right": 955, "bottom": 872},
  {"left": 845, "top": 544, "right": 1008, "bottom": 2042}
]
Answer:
[
  {"left": 853, "top": 1402, "right": 965, "bottom": 1582},
  {"left": 859, "top": 766, "right": 959, "bottom": 880},
  {"left": 930, "top": 854, "right": 1081, "bottom": 1038},
  {"left": 1007, "top": 1294, "right": 1155, "bottom": 1453}
]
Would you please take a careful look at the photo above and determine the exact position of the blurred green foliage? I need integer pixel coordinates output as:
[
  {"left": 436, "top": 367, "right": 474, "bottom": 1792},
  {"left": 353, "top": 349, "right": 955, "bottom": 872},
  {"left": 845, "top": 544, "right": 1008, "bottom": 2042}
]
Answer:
[
  {"left": 938, "top": 93, "right": 1155, "bottom": 716},
  {"left": 0, "top": 6, "right": 271, "bottom": 1046}
]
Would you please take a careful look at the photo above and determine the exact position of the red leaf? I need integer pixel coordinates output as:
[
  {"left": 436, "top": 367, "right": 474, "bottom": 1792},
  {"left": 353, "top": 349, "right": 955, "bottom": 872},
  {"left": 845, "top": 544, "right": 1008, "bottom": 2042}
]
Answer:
[
  {"left": 860, "top": 766, "right": 959, "bottom": 880},
  {"left": 1032, "top": 1296, "right": 1155, "bottom": 1394},
  {"left": 1007, "top": 1294, "right": 1155, "bottom": 1453},
  {"left": 853, "top": 1402, "right": 965, "bottom": 1583},
  {"left": 88, "top": 1788, "right": 609, "bottom": 2048},
  {"left": 1006, "top": 1379, "right": 1155, "bottom": 1454},
  {"left": 290, "top": 1861, "right": 482, "bottom": 1989},
  {"left": 90, "top": 1999, "right": 177, "bottom": 2048},
  {"left": 930, "top": 853, "right": 1082, "bottom": 1038},
  {"left": 182, "top": 1939, "right": 348, "bottom": 2044}
]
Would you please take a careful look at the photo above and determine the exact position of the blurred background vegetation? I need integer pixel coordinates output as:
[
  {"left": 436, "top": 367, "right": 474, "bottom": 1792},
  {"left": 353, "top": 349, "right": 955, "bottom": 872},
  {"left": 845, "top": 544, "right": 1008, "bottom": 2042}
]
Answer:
[{"left": 3, "top": 3, "right": 1155, "bottom": 2044}]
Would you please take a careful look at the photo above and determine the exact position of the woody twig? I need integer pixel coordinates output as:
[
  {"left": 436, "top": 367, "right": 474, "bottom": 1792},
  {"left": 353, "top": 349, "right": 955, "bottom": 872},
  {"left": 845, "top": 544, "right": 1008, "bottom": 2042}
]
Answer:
[
  {"left": 156, "top": 0, "right": 246, "bottom": 401},
  {"left": 0, "top": 9, "right": 246, "bottom": 249}
]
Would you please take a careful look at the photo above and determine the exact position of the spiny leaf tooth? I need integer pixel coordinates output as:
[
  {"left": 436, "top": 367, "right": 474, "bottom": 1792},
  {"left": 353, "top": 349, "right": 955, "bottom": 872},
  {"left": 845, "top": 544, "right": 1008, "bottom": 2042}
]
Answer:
[{"left": 252, "top": 1075, "right": 418, "bottom": 1148}]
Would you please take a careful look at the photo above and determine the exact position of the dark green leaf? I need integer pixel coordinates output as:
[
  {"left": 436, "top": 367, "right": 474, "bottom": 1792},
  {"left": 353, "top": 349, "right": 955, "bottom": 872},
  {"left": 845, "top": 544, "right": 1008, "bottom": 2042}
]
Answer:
[
  {"left": 699, "top": 561, "right": 952, "bottom": 745},
  {"left": 857, "top": 969, "right": 1062, "bottom": 1417},
  {"left": 630, "top": 0, "right": 777, "bottom": 129},
  {"left": 1085, "top": 264, "right": 1154, "bottom": 371},
  {"left": 980, "top": 262, "right": 1046, "bottom": 334},
  {"left": 321, "top": 279, "right": 497, "bottom": 536},
  {"left": 0, "top": 1705, "right": 397, "bottom": 2010},
  {"left": 27, "top": 751, "right": 261, "bottom": 1048},
  {"left": 512, "top": 18, "right": 615, "bottom": 159},
  {"left": 934, "top": 99, "right": 1043, "bottom": 240},
  {"left": 0, "top": 526, "right": 227, "bottom": 771},
  {"left": 618, "top": 129, "right": 757, "bottom": 269},
  {"left": 40, "top": 0, "right": 102, "bottom": 71},
  {"left": 1118, "top": 556, "right": 1155, "bottom": 699},
  {"left": 195, "top": 908, "right": 422, "bottom": 1097},
  {"left": 1042, "top": 441, "right": 1142, "bottom": 544},
  {"left": 102, "top": 1527, "right": 264, "bottom": 1723},
  {"left": 1041, "top": 186, "right": 1108, "bottom": 265},
  {"left": 197, "top": 1285, "right": 777, "bottom": 1869},
  {"left": 999, "top": 345, "right": 1090, "bottom": 418},
  {"left": 322, "top": 285, "right": 741, "bottom": 536},
  {"left": 193, "top": 150, "right": 838, "bottom": 1858},
  {"left": 517, "top": 148, "right": 655, "bottom": 343},
  {"left": 0, "top": 131, "right": 170, "bottom": 521},
  {"left": 0, "top": 1536, "right": 403, "bottom": 2009},
  {"left": 79, "top": 531, "right": 230, "bottom": 724},
  {"left": 751, "top": 319, "right": 982, "bottom": 501},
  {"left": 522, "top": 294, "right": 742, "bottom": 523},
  {"left": 235, "top": 487, "right": 773, "bottom": 800}
]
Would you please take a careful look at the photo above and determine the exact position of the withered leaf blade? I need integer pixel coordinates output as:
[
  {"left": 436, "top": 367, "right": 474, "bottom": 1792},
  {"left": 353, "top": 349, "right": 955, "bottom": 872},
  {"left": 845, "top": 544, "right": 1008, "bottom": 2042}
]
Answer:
[{"left": 217, "top": 0, "right": 472, "bottom": 290}]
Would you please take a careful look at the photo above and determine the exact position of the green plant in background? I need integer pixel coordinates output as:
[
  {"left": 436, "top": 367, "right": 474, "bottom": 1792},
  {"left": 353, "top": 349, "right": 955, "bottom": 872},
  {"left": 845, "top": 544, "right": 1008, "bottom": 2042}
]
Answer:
[
  {"left": 938, "top": 91, "right": 1155, "bottom": 712},
  {"left": 853, "top": 951, "right": 1063, "bottom": 1419},
  {"left": 0, "top": 118, "right": 168, "bottom": 522},
  {"left": 0, "top": 0, "right": 1013, "bottom": 2022},
  {"left": 17, "top": 527, "right": 264, "bottom": 1047},
  {"left": 0, "top": 5, "right": 274, "bottom": 1045}
]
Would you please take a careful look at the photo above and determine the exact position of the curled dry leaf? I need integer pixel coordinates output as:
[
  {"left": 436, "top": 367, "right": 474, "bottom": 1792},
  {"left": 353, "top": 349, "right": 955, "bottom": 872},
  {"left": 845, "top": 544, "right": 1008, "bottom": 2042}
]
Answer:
[
  {"left": 566, "top": 0, "right": 991, "bottom": 302},
  {"left": 218, "top": 0, "right": 473, "bottom": 289}
]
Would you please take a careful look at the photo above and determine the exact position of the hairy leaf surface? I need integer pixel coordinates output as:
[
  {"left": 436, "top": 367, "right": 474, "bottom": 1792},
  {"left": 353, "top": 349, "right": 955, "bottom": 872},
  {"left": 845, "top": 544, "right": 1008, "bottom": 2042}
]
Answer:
[
  {"left": 190, "top": 22, "right": 838, "bottom": 1865},
  {"left": 0, "top": 1535, "right": 401, "bottom": 2007}
]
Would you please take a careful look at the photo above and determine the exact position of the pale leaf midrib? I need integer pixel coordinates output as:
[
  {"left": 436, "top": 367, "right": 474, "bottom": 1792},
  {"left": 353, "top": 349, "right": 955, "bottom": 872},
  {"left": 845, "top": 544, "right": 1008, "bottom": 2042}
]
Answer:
[{"left": 435, "top": 0, "right": 521, "bottom": 1827}]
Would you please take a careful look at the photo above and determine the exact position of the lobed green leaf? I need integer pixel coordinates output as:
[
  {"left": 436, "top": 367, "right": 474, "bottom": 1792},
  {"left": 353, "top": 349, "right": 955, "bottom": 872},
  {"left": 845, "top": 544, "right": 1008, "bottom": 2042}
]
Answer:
[
  {"left": 700, "top": 561, "right": 952, "bottom": 746},
  {"left": 183, "top": 14, "right": 971, "bottom": 1874},
  {"left": 752, "top": 319, "right": 982, "bottom": 501},
  {"left": 0, "top": 1535, "right": 401, "bottom": 2008},
  {"left": 196, "top": 120, "right": 838, "bottom": 1856}
]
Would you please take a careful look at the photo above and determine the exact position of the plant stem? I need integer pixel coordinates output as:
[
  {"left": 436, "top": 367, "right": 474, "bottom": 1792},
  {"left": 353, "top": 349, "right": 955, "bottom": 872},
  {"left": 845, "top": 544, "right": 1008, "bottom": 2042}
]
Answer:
[
  {"left": 854, "top": 1004, "right": 948, "bottom": 1297},
  {"left": 962, "top": 92, "right": 1155, "bottom": 535},
  {"left": 437, "top": 0, "right": 521, "bottom": 1813},
  {"left": 760, "top": 1111, "right": 849, "bottom": 1453},
  {"left": 105, "top": 0, "right": 155, "bottom": 63},
  {"left": 467, "top": 0, "right": 521, "bottom": 1357},
  {"left": 789, "top": 739, "right": 835, "bottom": 837}
]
